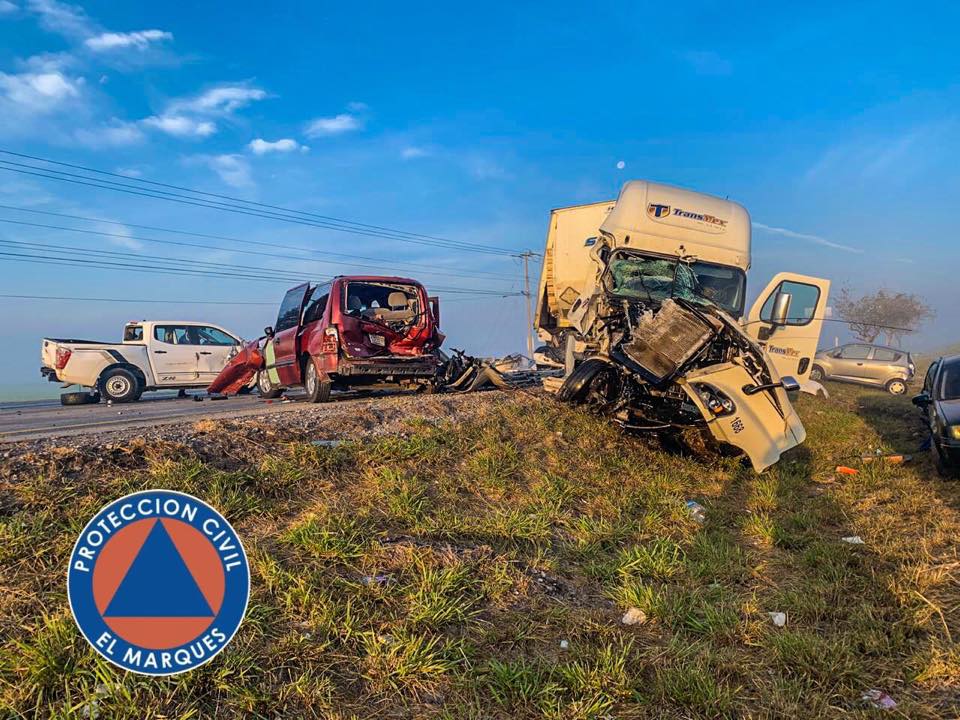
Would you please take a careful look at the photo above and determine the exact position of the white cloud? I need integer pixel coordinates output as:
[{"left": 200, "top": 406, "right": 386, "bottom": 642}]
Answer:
[
  {"left": 346, "top": 101, "right": 368, "bottom": 112},
  {"left": 142, "top": 113, "right": 216, "bottom": 138},
  {"left": 305, "top": 113, "right": 362, "bottom": 137},
  {"left": 752, "top": 221, "right": 863, "bottom": 254},
  {"left": 27, "top": 0, "right": 92, "bottom": 40},
  {"left": 247, "top": 137, "right": 307, "bottom": 155},
  {"left": 85, "top": 29, "right": 173, "bottom": 52},
  {"left": 170, "top": 84, "right": 267, "bottom": 115},
  {"left": 0, "top": 1, "right": 18, "bottom": 14},
  {"left": 74, "top": 119, "right": 143, "bottom": 147},
  {"left": 0, "top": 70, "right": 80, "bottom": 112},
  {"left": 201, "top": 154, "right": 253, "bottom": 188},
  {"left": 400, "top": 145, "right": 429, "bottom": 160}
]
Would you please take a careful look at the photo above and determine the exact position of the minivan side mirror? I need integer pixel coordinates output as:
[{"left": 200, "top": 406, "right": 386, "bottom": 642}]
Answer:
[
  {"left": 263, "top": 326, "right": 275, "bottom": 338},
  {"left": 912, "top": 392, "right": 931, "bottom": 408},
  {"left": 772, "top": 292, "right": 792, "bottom": 326}
]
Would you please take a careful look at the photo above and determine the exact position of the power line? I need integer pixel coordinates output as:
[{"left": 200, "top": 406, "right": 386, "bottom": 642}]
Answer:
[
  {"left": 0, "top": 246, "right": 520, "bottom": 295},
  {"left": 0, "top": 149, "right": 514, "bottom": 254},
  {"left": 0, "top": 207, "right": 516, "bottom": 281},
  {"left": 0, "top": 154, "right": 518, "bottom": 256},
  {"left": 0, "top": 292, "right": 517, "bottom": 305},
  {"left": 0, "top": 293, "right": 276, "bottom": 305}
]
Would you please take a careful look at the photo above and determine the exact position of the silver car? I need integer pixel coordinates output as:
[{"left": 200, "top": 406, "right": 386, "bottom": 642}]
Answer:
[{"left": 810, "top": 343, "right": 915, "bottom": 394}]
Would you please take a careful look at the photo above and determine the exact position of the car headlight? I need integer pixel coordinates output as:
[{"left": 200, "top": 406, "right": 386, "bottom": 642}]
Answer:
[
  {"left": 948, "top": 425, "right": 960, "bottom": 441},
  {"left": 693, "top": 383, "right": 736, "bottom": 417}
]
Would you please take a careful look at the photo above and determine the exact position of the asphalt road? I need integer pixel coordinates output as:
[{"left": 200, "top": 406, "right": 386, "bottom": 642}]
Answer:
[{"left": 0, "top": 390, "right": 364, "bottom": 443}]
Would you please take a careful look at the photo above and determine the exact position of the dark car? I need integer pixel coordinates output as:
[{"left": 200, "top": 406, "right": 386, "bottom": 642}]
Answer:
[{"left": 913, "top": 354, "right": 960, "bottom": 475}]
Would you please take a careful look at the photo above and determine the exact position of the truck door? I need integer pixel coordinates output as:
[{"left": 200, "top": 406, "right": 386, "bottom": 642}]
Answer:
[
  {"left": 149, "top": 325, "right": 200, "bottom": 384},
  {"left": 272, "top": 284, "right": 310, "bottom": 386},
  {"left": 193, "top": 325, "right": 242, "bottom": 382},
  {"left": 744, "top": 273, "right": 831, "bottom": 384}
]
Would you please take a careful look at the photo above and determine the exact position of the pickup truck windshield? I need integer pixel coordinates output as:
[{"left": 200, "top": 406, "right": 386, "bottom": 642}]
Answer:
[{"left": 603, "top": 252, "right": 746, "bottom": 315}]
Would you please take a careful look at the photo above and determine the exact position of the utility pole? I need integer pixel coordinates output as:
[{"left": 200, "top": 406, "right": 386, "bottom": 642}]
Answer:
[{"left": 519, "top": 251, "right": 536, "bottom": 360}]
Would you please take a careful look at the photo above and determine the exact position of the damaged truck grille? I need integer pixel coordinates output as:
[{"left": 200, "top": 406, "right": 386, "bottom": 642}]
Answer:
[{"left": 620, "top": 300, "right": 718, "bottom": 384}]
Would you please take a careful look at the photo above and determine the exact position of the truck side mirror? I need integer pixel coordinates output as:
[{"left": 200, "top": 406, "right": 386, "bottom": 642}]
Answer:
[
  {"left": 912, "top": 392, "right": 931, "bottom": 408},
  {"left": 772, "top": 292, "right": 792, "bottom": 326},
  {"left": 780, "top": 375, "right": 800, "bottom": 392},
  {"left": 263, "top": 326, "right": 275, "bottom": 338}
]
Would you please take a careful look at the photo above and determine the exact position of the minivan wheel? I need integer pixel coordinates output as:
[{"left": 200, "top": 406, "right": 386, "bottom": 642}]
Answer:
[
  {"left": 886, "top": 379, "right": 907, "bottom": 395},
  {"left": 809, "top": 365, "right": 825, "bottom": 382},
  {"left": 304, "top": 359, "right": 331, "bottom": 403},
  {"left": 256, "top": 370, "right": 283, "bottom": 399}
]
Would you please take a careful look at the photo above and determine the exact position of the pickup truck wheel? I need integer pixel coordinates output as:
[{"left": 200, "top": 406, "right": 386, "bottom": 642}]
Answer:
[
  {"left": 304, "top": 359, "right": 331, "bottom": 403},
  {"left": 809, "top": 365, "right": 825, "bottom": 381},
  {"left": 99, "top": 368, "right": 142, "bottom": 403},
  {"left": 60, "top": 391, "right": 100, "bottom": 406},
  {"left": 256, "top": 370, "right": 283, "bottom": 399}
]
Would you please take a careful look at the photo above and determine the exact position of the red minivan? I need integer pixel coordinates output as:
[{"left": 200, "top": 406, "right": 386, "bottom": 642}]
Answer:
[{"left": 209, "top": 276, "right": 445, "bottom": 401}]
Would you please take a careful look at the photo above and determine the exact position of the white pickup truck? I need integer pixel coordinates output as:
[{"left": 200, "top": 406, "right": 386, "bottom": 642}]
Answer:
[{"left": 41, "top": 321, "right": 245, "bottom": 405}]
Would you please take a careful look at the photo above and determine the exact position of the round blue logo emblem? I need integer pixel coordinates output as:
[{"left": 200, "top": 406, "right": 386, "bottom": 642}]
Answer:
[{"left": 67, "top": 490, "right": 250, "bottom": 676}]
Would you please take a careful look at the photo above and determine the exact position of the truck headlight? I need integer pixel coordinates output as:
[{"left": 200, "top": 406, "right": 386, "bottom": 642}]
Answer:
[
  {"left": 693, "top": 383, "right": 736, "bottom": 417},
  {"left": 948, "top": 425, "right": 960, "bottom": 441}
]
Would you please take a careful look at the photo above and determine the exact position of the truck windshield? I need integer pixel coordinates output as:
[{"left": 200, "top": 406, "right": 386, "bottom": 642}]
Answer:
[{"left": 602, "top": 252, "right": 745, "bottom": 315}]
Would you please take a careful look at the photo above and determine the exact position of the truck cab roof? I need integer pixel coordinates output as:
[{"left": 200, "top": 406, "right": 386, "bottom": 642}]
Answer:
[{"left": 600, "top": 180, "right": 751, "bottom": 271}]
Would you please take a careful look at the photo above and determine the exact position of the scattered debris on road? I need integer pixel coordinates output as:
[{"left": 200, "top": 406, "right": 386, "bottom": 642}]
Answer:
[{"left": 842, "top": 535, "right": 866, "bottom": 545}]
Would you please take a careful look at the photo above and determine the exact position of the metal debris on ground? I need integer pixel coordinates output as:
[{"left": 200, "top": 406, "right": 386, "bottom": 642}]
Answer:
[
  {"left": 685, "top": 500, "right": 706, "bottom": 524},
  {"left": 621, "top": 607, "right": 648, "bottom": 625},
  {"left": 861, "top": 453, "right": 912, "bottom": 464},
  {"left": 767, "top": 611, "right": 787, "bottom": 627},
  {"left": 842, "top": 535, "right": 866, "bottom": 545},
  {"left": 861, "top": 689, "right": 897, "bottom": 710},
  {"left": 360, "top": 574, "right": 391, "bottom": 586},
  {"left": 559, "top": 639, "right": 569, "bottom": 650},
  {"left": 311, "top": 440, "right": 344, "bottom": 448}
]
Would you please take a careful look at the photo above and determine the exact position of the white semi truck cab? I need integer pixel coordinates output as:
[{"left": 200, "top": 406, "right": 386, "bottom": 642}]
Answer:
[{"left": 535, "top": 180, "right": 831, "bottom": 471}]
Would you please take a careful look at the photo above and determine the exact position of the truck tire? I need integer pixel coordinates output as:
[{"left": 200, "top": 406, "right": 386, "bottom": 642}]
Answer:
[
  {"left": 256, "top": 370, "right": 283, "bottom": 399},
  {"left": 303, "top": 359, "right": 331, "bottom": 403},
  {"left": 99, "top": 367, "right": 142, "bottom": 403},
  {"left": 60, "top": 391, "right": 100, "bottom": 406}
]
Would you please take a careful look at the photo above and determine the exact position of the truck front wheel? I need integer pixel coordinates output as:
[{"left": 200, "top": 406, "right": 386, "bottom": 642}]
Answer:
[
  {"left": 304, "top": 359, "right": 331, "bottom": 403},
  {"left": 99, "top": 368, "right": 142, "bottom": 403}
]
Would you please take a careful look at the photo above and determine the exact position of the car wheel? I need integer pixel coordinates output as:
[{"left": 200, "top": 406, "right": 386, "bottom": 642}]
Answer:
[
  {"left": 99, "top": 368, "right": 142, "bottom": 403},
  {"left": 885, "top": 379, "right": 907, "bottom": 395},
  {"left": 60, "top": 391, "right": 100, "bottom": 406},
  {"left": 303, "top": 358, "right": 331, "bottom": 403},
  {"left": 809, "top": 365, "right": 825, "bottom": 382},
  {"left": 256, "top": 370, "right": 283, "bottom": 399}
]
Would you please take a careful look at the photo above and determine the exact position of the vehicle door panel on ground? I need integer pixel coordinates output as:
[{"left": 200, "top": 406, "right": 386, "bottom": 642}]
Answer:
[
  {"left": 150, "top": 325, "right": 200, "bottom": 384},
  {"left": 272, "top": 283, "right": 310, "bottom": 386},
  {"left": 745, "top": 273, "right": 831, "bottom": 383}
]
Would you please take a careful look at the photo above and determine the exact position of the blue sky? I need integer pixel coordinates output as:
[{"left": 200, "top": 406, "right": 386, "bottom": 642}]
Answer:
[{"left": 1, "top": 1, "right": 958, "bottom": 395}]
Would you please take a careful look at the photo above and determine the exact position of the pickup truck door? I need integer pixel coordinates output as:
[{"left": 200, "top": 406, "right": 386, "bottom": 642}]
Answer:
[
  {"left": 744, "top": 273, "right": 831, "bottom": 384},
  {"left": 272, "top": 283, "right": 311, "bottom": 386},
  {"left": 193, "top": 325, "right": 242, "bottom": 382},
  {"left": 149, "top": 325, "right": 200, "bottom": 384}
]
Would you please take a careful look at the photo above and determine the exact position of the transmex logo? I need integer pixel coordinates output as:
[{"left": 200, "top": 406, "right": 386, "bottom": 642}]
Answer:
[
  {"left": 67, "top": 490, "right": 250, "bottom": 676},
  {"left": 647, "top": 203, "right": 671, "bottom": 218}
]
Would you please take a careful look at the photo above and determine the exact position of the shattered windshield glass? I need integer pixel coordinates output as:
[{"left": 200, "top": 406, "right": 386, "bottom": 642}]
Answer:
[{"left": 603, "top": 252, "right": 745, "bottom": 315}]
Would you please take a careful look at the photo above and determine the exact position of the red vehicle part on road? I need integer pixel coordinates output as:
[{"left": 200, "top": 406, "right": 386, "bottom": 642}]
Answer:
[{"left": 208, "top": 276, "right": 445, "bottom": 400}]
